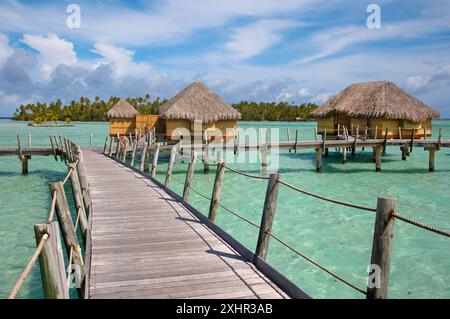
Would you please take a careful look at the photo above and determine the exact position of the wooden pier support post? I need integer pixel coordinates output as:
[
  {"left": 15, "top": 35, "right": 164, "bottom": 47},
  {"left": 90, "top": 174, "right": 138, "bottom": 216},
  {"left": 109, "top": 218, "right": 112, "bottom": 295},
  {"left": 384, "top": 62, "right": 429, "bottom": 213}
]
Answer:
[
  {"left": 287, "top": 128, "right": 291, "bottom": 153},
  {"left": 428, "top": 147, "right": 436, "bottom": 172},
  {"left": 294, "top": 129, "right": 298, "bottom": 153},
  {"left": 183, "top": 152, "right": 197, "bottom": 201},
  {"left": 315, "top": 147, "right": 322, "bottom": 172},
  {"left": 204, "top": 143, "right": 210, "bottom": 173},
  {"left": 164, "top": 145, "right": 178, "bottom": 188},
  {"left": 401, "top": 145, "right": 407, "bottom": 161},
  {"left": 28, "top": 133, "right": 32, "bottom": 149},
  {"left": 50, "top": 136, "right": 58, "bottom": 161},
  {"left": 410, "top": 128, "right": 415, "bottom": 153},
  {"left": 208, "top": 161, "right": 226, "bottom": 223},
  {"left": 139, "top": 142, "right": 148, "bottom": 172},
  {"left": 254, "top": 173, "right": 280, "bottom": 264},
  {"left": 374, "top": 146, "right": 382, "bottom": 172},
  {"left": 367, "top": 197, "right": 396, "bottom": 299},
  {"left": 21, "top": 156, "right": 30, "bottom": 175},
  {"left": 114, "top": 136, "right": 120, "bottom": 159},
  {"left": 342, "top": 146, "right": 347, "bottom": 164},
  {"left": 89, "top": 133, "right": 93, "bottom": 148},
  {"left": 151, "top": 143, "right": 160, "bottom": 178},
  {"left": 260, "top": 144, "right": 268, "bottom": 175},
  {"left": 34, "top": 222, "right": 69, "bottom": 299}
]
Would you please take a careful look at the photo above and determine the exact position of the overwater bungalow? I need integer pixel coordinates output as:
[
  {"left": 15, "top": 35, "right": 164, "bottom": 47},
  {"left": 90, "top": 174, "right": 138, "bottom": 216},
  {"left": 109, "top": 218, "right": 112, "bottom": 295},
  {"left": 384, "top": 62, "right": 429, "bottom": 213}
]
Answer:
[
  {"left": 309, "top": 81, "right": 440, "bottom": 139},
  {"left": 107, "top": 99, "right": 158, "bottom": 137},
  {"left": 158, "top": 81, "right": 241, "bottom": 142}
]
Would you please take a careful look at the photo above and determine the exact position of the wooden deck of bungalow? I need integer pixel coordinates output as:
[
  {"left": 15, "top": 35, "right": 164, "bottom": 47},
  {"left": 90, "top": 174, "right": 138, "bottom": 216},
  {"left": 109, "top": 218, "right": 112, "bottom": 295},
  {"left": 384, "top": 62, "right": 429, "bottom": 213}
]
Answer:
[{"left": 82, "top": 149, "right": 298, "bottom": 299}]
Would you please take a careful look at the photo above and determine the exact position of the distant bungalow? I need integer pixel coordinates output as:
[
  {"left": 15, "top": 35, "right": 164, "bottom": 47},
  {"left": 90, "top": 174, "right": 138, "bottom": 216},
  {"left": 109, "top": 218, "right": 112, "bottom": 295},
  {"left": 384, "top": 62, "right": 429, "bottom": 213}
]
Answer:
[
  {"left": 159, "top": 81, "right": 241, "bottom": 141},
  {"left": 309, "top": 81, "right": 440, "bottom": 138},
  {"left": 107, "top": 99, "right": 158, "bottom": 137},
  {"left": 107, "top": 81, "right": 241, "bottom": 142}
]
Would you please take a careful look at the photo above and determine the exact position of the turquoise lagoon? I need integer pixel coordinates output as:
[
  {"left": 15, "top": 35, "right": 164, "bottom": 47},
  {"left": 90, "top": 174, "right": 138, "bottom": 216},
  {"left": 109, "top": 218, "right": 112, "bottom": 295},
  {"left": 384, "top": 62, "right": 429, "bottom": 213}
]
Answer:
[{"left": 0, "top": 119, "right": 449, "bottom": 298}]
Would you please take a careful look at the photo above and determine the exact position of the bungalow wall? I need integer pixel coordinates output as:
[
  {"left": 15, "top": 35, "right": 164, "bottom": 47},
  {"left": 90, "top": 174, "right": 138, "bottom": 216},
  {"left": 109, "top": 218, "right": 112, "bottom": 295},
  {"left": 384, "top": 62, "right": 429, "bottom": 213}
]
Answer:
[
  {"left": 316, "top": 114, "right": 433, "bottom": 139},
  {"left": 109, "top": 118, "right": 136, "bottom": 136},
  {"left": 164, "top": 119, "right": 238, "bottom": 142}
]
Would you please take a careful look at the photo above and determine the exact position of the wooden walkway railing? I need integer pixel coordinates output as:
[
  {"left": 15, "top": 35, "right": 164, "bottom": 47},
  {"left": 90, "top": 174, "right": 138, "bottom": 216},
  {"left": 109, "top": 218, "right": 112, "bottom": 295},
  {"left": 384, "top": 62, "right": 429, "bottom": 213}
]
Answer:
[
  {"left": 105, "top": 136, "right": 450, "bottom": 299},
  {"left": 8, "top": 136, "right": 92, "bottom": 299}
]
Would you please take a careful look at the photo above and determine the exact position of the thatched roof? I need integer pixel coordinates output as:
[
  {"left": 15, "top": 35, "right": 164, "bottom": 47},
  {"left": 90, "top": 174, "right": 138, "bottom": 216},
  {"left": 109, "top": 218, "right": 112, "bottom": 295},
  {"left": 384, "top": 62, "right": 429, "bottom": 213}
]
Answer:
[
  {"left": 107, "top": 99, "right": 140, "bottom": 119},
  {"left": 309, "top": 81, "right": 440, "bottom": 122},
  {"left": 159, "top": 81, "right": 241, "bottom": 124}
]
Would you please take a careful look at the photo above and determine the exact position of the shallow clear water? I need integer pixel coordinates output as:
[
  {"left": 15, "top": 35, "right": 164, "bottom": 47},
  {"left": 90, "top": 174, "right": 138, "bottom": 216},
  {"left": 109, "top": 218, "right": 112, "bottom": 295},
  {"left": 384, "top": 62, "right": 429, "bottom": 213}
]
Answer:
[{"left": 1, "top": 119, "right": 449, "bottom": 299}]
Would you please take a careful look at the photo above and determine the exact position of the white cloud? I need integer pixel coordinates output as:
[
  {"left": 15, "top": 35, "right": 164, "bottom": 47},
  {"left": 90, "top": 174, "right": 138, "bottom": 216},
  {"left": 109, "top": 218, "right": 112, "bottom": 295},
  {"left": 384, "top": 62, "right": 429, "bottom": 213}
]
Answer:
[
  {"left": 312, "top": 92, "right": 334, "bottom": 104},
  {"left": 21, "top": 34, "right": 77, "bottom": 66},
  {"left": 0, "top": 33, "right": 13, "bottom": 63},
  {"left": 298, "top": 13, "right": 450, "bottom": 63},
  {"left": 20, "top": 34, "right": 77, "bottom": 79},
  {"left": 298, "top": 87, "right": 311, "bottom": 98},
  {"left": 406, "top": 64, "right": 450, "bottom": 94},
  {"left": 224, "top": 19, "right": 298, "bottom": 60},
  {"left": 91, "top": 43, "right": 151, "bottom": 78}
]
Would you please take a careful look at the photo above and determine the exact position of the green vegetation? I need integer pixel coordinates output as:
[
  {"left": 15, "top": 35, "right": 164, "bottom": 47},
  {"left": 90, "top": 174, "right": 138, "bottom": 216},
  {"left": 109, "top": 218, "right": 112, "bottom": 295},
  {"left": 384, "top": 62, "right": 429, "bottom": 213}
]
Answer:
[
  {"left": 233, "top": 101, "right": 318, "bottom": 121},
  {"left": 12, "top": 96, "right": 318, "bottom": 122}
]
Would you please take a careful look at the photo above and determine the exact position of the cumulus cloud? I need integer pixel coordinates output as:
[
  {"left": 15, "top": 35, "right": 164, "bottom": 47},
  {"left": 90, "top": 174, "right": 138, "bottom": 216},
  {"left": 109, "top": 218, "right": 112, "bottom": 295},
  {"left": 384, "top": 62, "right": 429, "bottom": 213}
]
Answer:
[
  {"left": 92, "top": 43, "right": 151, "bottom": 78},
  {"left": 0, "top": 49, "right": 37, "bottom": 98},
  {"left": 0, "top": 33, "right": 13, "bottom": 63},
  {"left": 405, "top": 64, "right": 450, "bottom": 94},
  {"left": 20, "top": 34, "right": 77, "bottom": 78}
]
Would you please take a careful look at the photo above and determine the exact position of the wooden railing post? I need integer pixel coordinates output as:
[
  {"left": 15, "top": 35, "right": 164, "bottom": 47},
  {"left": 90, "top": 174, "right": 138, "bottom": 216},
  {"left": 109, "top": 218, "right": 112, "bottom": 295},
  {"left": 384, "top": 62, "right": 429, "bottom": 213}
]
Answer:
[
  {"left": 34, "top": 222, "right": 69, "bottom": 299},
  {"left": 103, "top": 136, "right": 108, "bottom": 153},
  {"left": 139, "top": 142, "right": 148, "bottom": 171},
  {"left": 114, "top": 136, "right": 120, "bottom": 159},
  {"left": 253, "top": 173, "right": 280, "bottom": 264},
  {"left": 50, "top": 136, "right": 58, "bottom": 161},
  {"left": 68, "top": 163, "right": 88, "bottom": 241},
  {"left": 130, "top": 140, "right": 138, "bottom": 166},
  {"left": 165, "top": 145, "right": 178, "bottom": 188},
  {"left": 108, "top": 137, "right": 113, "bottom": 156},
  {"left": 183, "top": 152, "right": 197, "bottom": 201},
  {"left": 90, "top": 133, "right": 93, "bottom": 148},
  {"left": 28, "top": 133, "right": 32, "bottom": 148},
  {"left": 367, "top": 197, "right": 396, "bottom": 299},
  {"left": 208, "top": 161, "right": 226, "bottom": 223},
  {"left": 151, "top": 143, "right": 160, "bottom": 178},
  {"left": 49, "top": 182, "right": 85, "bottom": 283}
]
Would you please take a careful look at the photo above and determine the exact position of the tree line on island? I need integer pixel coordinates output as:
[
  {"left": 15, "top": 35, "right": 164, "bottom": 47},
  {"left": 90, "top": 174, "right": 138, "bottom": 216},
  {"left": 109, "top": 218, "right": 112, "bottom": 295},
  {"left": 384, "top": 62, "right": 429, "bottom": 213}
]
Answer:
[{"left": 12, "top": 96, "right": 318, "bottom": 122}]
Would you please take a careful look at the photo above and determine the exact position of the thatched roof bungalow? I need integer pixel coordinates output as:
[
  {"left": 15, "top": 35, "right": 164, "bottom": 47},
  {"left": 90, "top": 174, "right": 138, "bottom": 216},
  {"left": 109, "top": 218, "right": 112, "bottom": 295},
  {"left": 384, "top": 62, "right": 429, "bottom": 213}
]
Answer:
[
  {"left": 159, "top": 81, "right": 241, "bottom": 141},
  {"left": 309, "top": 81, "right": 440, "bottom": 138}
]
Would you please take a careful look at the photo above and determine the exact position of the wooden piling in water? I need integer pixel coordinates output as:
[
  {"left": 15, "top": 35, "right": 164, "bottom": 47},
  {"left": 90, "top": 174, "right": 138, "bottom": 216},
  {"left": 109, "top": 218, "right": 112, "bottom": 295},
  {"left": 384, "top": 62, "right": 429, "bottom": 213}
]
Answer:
[
  {"left": 342, "top": 146, "right": 347, "bottom": 164},
  {"left": 401, "top": 145, "right": 407, "bottom": 161},
  {"left": 315, "top": 148, "right": 322, "bottom": 172},
  {"left": 208, "top": 161, "right": 225, "bottom": 223},
  {"left": 204, "top": 143, "right": 210, "bottom": 173},
  {"left": 254, "top": 173, "right": 280, "bottom": 264},
  {"left": 183, "top": 152, "right": 197, "bottom": 201},
  {"left": 130, "top": 140, "right": 138, "bottom": 166},
  {"left": 428, "top": 147, "right": 436, "bottom": 172},
  {"left": 367, "top": 197, "right": 396, "bottom": 299},
  {"left": 375, "top": 146, "right": 382, "bottom": 172},
  {"left": 34, "top": 222, "right": 69, "bottom": 299}
]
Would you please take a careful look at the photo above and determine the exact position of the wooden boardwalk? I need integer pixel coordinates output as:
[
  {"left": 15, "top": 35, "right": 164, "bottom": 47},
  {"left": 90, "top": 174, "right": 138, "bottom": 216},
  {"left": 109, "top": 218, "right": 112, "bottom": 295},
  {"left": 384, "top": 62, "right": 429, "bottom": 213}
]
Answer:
[{"left": 82, "top": 149, "right": 291, "bottom": 299}]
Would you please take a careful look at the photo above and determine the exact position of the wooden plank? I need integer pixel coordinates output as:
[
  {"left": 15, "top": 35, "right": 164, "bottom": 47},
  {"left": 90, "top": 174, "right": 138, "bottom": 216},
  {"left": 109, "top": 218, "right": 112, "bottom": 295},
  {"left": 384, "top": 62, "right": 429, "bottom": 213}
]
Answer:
[{"left": 81, "top": 149, "right": 297, "bottom": 299}]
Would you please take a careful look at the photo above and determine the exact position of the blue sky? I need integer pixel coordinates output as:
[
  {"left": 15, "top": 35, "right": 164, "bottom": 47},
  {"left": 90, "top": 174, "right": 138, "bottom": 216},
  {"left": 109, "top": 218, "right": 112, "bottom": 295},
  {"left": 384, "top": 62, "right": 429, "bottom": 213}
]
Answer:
[{"left": 0, "top": 0, "right": 449, "bottom": 117}]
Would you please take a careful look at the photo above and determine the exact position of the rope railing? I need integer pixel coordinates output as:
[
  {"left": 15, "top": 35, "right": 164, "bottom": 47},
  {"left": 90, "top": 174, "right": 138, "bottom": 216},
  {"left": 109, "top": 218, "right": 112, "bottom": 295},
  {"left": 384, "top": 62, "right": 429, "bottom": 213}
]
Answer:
[
  {"left": 265, "top": 230, "right": 367, "bottom": 295},
  {"left": 8, "top": 136, "right": 87, "bottom": 299},
  {"left": 169, "top": 173, "right": 366, "bottom": 295},
  {"left": 390, "top": 211, "right": 450, "bottom": 238},
  {"left": 278, "top": 179, "right": 377, "bottom": 212},
  {"left": 223, "top": 164, "right": 270, "bottom": 180},
  {"left": 8, "top": 234, "right": 49, "bottom": 299}
]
